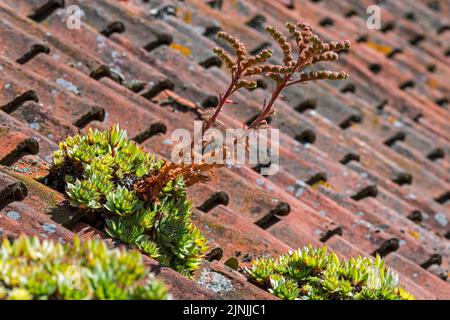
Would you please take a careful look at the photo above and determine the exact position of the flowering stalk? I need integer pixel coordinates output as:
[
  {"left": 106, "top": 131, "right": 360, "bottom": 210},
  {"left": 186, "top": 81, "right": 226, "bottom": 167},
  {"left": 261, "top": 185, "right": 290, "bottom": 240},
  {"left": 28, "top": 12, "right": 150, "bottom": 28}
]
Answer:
[
  {"left": 245, "top": 22, "right": 351, "bottom": 132},
  {"left": 201, "top": 32, "right": 273, "bottom": 135},
  {"left": 156, "top": 21, "right": 351, "bottom": 192}
]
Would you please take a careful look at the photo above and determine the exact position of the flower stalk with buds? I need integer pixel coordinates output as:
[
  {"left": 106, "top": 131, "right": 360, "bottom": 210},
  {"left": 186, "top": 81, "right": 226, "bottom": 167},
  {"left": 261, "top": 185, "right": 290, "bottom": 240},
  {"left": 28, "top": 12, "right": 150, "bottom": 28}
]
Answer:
[
  {"left": 202, "top": 32, "right": 274, "bottom": 134},
  {"left": 148, "top": 22, "right": 351, "bottom": 189},
  {"left": 244, "top": 22, "right": 351, "bottom": 132}
]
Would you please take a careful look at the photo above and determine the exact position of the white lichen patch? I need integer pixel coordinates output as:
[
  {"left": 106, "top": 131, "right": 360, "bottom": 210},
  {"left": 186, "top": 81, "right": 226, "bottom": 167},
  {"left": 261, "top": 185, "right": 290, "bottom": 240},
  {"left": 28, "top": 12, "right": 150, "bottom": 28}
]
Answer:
[
  {"left": 42, "top": 223, "right": 57, "bottom": 234},
  {"left": 56, "top": 78, "right": 80, "bottom": 95},
  {"left": 434, "top": 213, "right": 448, "bottom": 226}
]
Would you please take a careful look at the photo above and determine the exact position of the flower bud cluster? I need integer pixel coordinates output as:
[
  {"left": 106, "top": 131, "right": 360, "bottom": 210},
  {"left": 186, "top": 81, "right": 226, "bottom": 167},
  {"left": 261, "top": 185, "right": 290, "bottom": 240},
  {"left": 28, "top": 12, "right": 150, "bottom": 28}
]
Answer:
[
  {"left": 241, "top": 48, "right": 273, "bottom": 69},
  {"left": 266, "top": 25, "right": 294, "bottom": 66},
  {"left": 213, "top": 47, "right": 234, "bottom": 72}
]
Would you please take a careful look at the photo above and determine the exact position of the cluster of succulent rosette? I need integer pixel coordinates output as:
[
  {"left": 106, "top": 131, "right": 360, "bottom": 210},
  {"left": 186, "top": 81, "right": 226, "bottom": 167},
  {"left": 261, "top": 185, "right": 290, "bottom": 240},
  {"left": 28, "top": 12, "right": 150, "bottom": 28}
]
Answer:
[
  {"left": 0, "top": 235, "right": 168, "bottom": 300},
  {"left": 208, "top": 21, "right": 350, "bottom": 135},
  {"left": 50, "top": 124, "right": 208, "bottom": 275},
  {"left": 245, "top": 246, "right": 414, "bottom": 300}
]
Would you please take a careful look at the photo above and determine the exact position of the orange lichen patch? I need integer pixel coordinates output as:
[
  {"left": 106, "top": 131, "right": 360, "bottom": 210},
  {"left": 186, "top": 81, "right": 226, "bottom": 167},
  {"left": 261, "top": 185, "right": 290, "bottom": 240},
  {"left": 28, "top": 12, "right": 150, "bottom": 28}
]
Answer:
[
  {"left": 426, "top": 78, "right": 440, "bottom": 89},
  {"left": 366, "top": 41, "right": 393, "bottom": 56},
  {"left": 169, "top": 43, "right": 191, "bottom": 57},
  {"left": 370, "top": 116, "right": 380, "bottom": 127}
]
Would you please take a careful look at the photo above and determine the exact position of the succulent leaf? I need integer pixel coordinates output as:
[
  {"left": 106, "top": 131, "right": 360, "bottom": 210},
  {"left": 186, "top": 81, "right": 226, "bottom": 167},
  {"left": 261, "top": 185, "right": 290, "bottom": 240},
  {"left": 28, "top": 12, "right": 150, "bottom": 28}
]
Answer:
[{"left": 0, "top": 236, "right": 168, "bottom": 300}]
